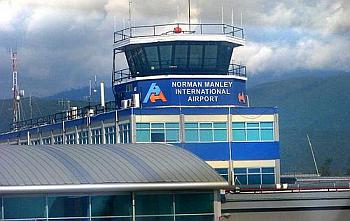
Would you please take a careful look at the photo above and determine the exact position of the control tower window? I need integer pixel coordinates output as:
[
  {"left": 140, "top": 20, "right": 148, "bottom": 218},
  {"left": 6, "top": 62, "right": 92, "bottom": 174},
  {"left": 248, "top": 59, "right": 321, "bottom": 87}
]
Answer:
[
  {"left": 125, "top": 50, "right": 137, "bottom": 75},
  {"left": 144, "top": 46, "right": 160, "bottom": 70},
  {"left": 123, "top": 41, "right": 235, "bottom": 77},
  {"left": 159, "top": 45, "right": 172, "bottom": 69},
  {"left": 189, "top": 44, "right": 203, "bottom": 68},
  {"left": 174, "top": 45, "right": 188, "bottom": 69},
  {"left": 203, "top": 45, "right": 218, "bottom": 69}
]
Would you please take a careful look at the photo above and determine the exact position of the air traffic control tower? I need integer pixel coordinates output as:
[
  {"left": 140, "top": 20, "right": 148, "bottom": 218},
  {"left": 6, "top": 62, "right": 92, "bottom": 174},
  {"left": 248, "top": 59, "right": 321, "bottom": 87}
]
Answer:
[
  {"left": 112, "top": 23, "right": 280, "bottom": 185},
  {"left": 0, "top": 23, "right": 280, "bottom": 186}
]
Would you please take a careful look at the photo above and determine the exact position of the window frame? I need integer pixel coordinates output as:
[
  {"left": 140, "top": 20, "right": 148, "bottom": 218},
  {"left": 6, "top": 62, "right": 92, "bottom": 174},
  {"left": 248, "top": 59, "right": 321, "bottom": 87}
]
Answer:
[
  {"left": 232, "top": 121, "right": 274, "bottom": 142},
  {"left": 233, "top": 167, "right": 276, "bottom": 185},
  {"left": 184, "top": 122, "right": 228, "bottom": 143},
  {"left": 136, "top": 122, "right": 180, "bottom": 143}
]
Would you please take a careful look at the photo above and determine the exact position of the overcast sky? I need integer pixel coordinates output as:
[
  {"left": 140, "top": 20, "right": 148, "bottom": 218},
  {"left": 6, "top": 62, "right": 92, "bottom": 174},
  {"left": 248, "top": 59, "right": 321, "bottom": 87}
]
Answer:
[{"left": 0, "top": 0, "right": 349, "bottom": 98}]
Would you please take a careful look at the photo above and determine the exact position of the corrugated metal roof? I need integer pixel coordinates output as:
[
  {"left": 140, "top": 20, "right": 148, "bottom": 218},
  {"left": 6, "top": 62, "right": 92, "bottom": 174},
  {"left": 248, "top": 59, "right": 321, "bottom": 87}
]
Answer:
[{"left": 0, "top": 144, "right": 226, "bottom": 192}]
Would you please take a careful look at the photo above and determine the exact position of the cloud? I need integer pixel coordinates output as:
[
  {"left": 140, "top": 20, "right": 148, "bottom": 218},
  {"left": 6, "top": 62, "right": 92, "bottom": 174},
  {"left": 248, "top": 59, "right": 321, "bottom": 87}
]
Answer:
[
  {"left": 235, "top": 34, "right": 350, "bottom": 75},
  {"left": 0, "top": 0, "right": 349, "bottom": 98}
]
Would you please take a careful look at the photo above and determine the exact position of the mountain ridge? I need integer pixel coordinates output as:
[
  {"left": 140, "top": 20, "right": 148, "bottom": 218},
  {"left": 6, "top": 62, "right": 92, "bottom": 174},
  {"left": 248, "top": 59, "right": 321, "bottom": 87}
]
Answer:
[{"left": 1, "top": 73, "right": 349, "bottom": 175}]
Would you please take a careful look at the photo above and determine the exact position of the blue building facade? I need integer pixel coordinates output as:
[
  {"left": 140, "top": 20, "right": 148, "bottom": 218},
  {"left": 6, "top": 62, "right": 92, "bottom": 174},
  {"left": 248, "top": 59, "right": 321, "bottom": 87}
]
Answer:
[{"left": 0, "top": 23, "right": 280, "bottom": 185}]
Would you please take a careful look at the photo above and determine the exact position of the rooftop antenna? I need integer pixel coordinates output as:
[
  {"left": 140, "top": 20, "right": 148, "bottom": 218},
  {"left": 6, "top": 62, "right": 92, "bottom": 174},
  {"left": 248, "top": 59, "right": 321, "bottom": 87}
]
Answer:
[
  {"left": 113, "top": 15, "right": 117, "bottom": 32},
  {"left": 89, "top": 79, "right": 92, "bottom": 106},
  {"left": 128, "top": 0, "right": 132, "bottom": 36},
  {"left": 307, "top": 134, "right": 320, "bottom": 176},
  {"left": 87, "top": 75, "right": 98, "bottom": 106},
  {"left": 176, "top": 1, "right": 180, "bottom": 22},
  {"left": 11, "top": 49, "right": 24, "bottom": 129},
  {"left": 221, "top": 0, "right": 224, "bottom": 24},
  {"left": 59, "top": 99, "right": 71, "bottom": 112},
  {"left": 188, "top": 0, "right": 191, "bottom": 31},
  {"left": 240, "top": 11, "right": 243, "bottom": 27},
  {"left": 29, "top": 94, "right": 33, "bottom": 119},
  {"left": 231, "top": 7, "right": 234, "bottom": 25}
]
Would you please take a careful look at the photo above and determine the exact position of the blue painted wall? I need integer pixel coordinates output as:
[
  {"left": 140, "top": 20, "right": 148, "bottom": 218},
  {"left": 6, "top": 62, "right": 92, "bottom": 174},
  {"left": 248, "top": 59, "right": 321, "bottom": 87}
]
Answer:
[
  {"left": 174, "top": 141, "right": 280, "bottom": 161},
  {"left": 114, "top": 78, "right": 248, "bottom": 108}
]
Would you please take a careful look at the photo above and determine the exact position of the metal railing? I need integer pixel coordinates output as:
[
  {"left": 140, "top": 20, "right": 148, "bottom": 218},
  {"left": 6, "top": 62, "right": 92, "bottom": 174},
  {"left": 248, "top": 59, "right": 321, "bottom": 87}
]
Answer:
[
  {"left": 112, "top": 68, "right": 132, "bottom": 84},
  {"left": 225, "top": 182, "right": 350, "bottom": 194},
  {"left": 228, "top": 64, "right": 247, "bottom": 77},
  {"left": 113, "top": 63, "right": 247, "bottom": 84},
  {"left": 11, "top": 101, "right": 117, "bottom": 131},
  {"left": 114, "top": 23, "right": 244, "bottom": 44}
]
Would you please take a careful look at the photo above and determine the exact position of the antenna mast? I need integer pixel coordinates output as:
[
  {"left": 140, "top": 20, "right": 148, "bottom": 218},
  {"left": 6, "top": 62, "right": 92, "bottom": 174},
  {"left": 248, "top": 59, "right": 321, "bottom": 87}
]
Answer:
[
  {"left": 188, "top": 0, "right": 191, "bottom": 30},
  {"left": 128, "top": 0, "right": 132, "bottom": 36},
  {"left": 307, "top": 134, "right": 320, "bottom": 176},
  {"left": 11, "top": 50, "right": 23, "bottom": 129}
]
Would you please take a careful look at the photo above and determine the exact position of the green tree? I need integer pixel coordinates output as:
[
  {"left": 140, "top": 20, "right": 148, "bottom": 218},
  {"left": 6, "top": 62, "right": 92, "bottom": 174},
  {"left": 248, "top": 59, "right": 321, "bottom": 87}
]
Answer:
[{"left": 320, "top": 158, "right": 333, "bottom": 176}]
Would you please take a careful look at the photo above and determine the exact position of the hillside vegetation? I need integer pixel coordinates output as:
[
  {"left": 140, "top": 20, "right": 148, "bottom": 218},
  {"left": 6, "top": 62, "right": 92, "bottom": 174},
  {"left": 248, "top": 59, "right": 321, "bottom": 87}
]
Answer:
[
  {"left": 1, "top": 74, "right": 349, "bottom": 175},
  {"left": 248, "top": 74, "right": 350, "bottom": 175},
  {"left": 0, "top": 98, "right": 87, "bottom": 133}
]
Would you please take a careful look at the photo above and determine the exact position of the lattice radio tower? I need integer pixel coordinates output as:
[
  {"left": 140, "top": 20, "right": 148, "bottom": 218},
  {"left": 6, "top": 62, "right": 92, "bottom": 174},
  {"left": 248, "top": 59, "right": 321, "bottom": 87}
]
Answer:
[{"left": 11, "top": 50, "right": 24, "bottom": 129}]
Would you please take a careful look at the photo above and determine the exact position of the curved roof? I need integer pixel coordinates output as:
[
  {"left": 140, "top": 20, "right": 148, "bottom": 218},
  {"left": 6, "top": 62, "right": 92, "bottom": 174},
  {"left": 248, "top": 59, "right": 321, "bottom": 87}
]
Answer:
[{"left": 0, "top": 144, "right": 226, "bottom": 193}]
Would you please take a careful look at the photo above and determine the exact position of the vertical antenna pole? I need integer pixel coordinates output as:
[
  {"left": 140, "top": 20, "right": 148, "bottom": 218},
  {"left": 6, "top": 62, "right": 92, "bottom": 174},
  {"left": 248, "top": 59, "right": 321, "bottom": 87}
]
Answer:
[
  {"left": 307, "top": 134, "right": 320, "bottom": 176},
  {"left": 188, "top": 0, "right": 191, "bottom": 31},
  {"left": 11, "top": 49, "right": 20, "bottom": 128},
  {"left": 240, "top": 11, "right": 243, "bottom": 27},
  {"left": 128, "top": 0, "right": 132, "bottom": 36},
  {"left": 89, "top": 79, "right": 92, "bottom": 106},
  {"left": 113, "top": 15, "right": 116, "bottom": 32},
  {"left": 221, "top": 0, "right": 224, "bottom": 24},
  {"left": 100, "top": 82, "right": 105, "bottom": 108},
  {"left": 231, "top": 8, "right": 234, "bottom": 25},
  {"left": 29, "top": 95, "right": 33, "bottom": 119},
  {"left": 176, "top": 2, "right": 180, "bottom": 22}
]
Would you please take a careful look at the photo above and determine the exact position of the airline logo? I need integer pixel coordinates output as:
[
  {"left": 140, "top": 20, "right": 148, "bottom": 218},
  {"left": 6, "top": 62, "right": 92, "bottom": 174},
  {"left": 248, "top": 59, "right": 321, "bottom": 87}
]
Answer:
[
  {"left": 143, "top": 83, "right": 167, "bottom": 103},
  {"left": 238, "top": 92, "right": 246, "bottom": 103}
]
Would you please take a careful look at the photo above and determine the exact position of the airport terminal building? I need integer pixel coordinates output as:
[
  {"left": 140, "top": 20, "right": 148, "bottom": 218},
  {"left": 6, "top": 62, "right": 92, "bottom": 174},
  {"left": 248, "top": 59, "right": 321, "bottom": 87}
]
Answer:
[
  {"left": 0, "top": 23, "right": 280, "bottom": 185},
  {"left": 0, "top": 144, "right": 225, "bottom": 220}
]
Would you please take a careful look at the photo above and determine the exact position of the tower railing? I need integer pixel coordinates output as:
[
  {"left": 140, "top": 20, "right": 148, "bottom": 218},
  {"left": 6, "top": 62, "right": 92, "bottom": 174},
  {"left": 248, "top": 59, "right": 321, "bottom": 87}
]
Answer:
[
  {"left": 114, "top": 23, "right": 244, "bottom": 44},
  {"left": 10, "top": 101, "right": 117, "bottom": 131},
  {"left": 113, "top": 63, "right": 247, "bottom": 84}
]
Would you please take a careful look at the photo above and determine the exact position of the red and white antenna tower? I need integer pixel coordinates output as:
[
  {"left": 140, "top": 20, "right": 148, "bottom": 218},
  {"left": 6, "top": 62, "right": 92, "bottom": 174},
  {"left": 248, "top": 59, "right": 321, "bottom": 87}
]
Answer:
[{"left": 11, "top": 49, "right": 24, "bottom": 129}]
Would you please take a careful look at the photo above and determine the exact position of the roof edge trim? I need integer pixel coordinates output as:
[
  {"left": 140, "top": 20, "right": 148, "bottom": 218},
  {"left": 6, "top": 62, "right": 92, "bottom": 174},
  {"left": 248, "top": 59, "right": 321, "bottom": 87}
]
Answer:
[{"left": 0, "top": 182, "right": 228, "bottom": 194}]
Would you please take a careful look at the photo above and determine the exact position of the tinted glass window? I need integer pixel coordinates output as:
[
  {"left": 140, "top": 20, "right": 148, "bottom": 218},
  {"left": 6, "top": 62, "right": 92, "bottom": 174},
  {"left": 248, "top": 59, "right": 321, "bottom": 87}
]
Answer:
[
  {"left": 136, "top": 217, "right": 173, "bottom": 221},
  {"left": 262, "top": 174, "right": 275, "bottom": 184},
  {"left": 189, "top": 44, "right": 203, "bottom": 68},
  {"left": 144, "top": 46, "right": 159, "bottom": 70},
  {"left": 247, "top": 129, "right": 260, "bottom": 141},
  {"left": 176, "top": 215, "right": 214, "bottom": 221},
  {"left": 214, "top": 129, "right": 227, "bottom": 141},
  {"left": 125, "top": 50, "right": 137, "bottom": 75},
  {"left": 4, "top": 196, "right": 46, "bottom": 219},
  {"left": 199, "top": 129, "right": 212, "bottom": 142},
  {"left": 235, "top": 174, "right": 247, "bottom": 185},
  {"left": 248, "top": 174, "right": 262, "bottom": 184},
  {"left": 185, "top": 129, "right": 198, "bottom": 142},
  {"left": 175, "top": 193, "right": 213, "bottom": 214},
  {"left": 174, "top": 45, "right": 188, "bottom": 68},
  {"left": 136, "top": 130, "right": 150, "bottom": 142},
  {"left": 261, "top": 129, "right": 274, "bottom": 140},
  {"left": 48, "top": 196, "right": 89, "bottom": 218},
  {"left": 91, "top": 194, "right": 132, "bottom": 217},
  {"left": 135, "top": 193, "right": 173, "bottom": 215},
  {"left": 234, "top": 168, "right": 247, "bottom": 174},
  {"left": 93, "top": 218, "right": 131, "bottom": 221},
  {"left": 166, "top": 129, "right": 179, "bottom": 142},
  {"left": 151, "top": 129, "right": 165, "bottom": 142},
  {"left": 203, "top": 45, "right": 217, "bottom": 68},
  {"left": 159, "top": 45, "right": 172, "bottom": 69}
]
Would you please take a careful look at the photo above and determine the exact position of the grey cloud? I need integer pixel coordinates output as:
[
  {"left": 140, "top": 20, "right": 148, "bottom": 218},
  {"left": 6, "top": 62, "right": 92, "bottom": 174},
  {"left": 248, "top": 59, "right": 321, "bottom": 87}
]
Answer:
[{"left": 0, "top": 0, "right": 349, "bottom": 98}]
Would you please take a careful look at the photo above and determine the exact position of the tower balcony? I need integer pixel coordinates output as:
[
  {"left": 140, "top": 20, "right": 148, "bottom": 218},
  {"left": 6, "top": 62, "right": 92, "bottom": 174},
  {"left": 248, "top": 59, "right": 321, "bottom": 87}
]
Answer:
[
  {"left": 113, "top": 63, "right": 247, "bottom": 84},
  {"left": 114, "top": 23, "right": 245, "bottom": 50}
]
